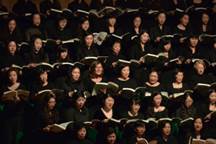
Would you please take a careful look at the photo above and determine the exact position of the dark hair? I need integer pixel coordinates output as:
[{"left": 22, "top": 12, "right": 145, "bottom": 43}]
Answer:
[
  {"left": 135, "top": 120, "right": 146, "bottom": 129},
  {"left": 158, "top": 120, "right": 171, "bottom": 135},
  {"left": 130, "top": 97, "right": 141, "bottom": 106},
  {"left": 43, "top": 93, "right": 56, "bottom": 105},
  {"left": 160, "top": 38, "right": 171, "bottom": 47},
  {"left": 179, "top": 13, "right": 189, "bottom": 21},
  {"left": 84, "top": 30, "right": 93, "bottom": 37},
  {"left": 80, "top": 16, "right": 89, "bottom": 25},
  {"left": 139, "top": 29, "right": 149, "bottom": 38},
  {"left": 112, "top": 39, "right": 121, "bottom": 48},
  {"left": 72, "top": 91, "right": 86, "bottom": 101},
  {"left": 66, "top": 122, "right": 86, "bottom": 139},
  {"left": 151, "top": 92, "right": 162, "bottom": 98},
  {"left": 7, "top": 17, "right": 17, "bottom": 24},
  {"left": 101, "top": 94, "right": 114, "bottom": 107},
  {"left": 57, "top": 47, "right": 70, "bottom": 61},
  {"left": 104, "top": 127, "right": 117, "bottom": 143},
  {"left": 133, "top": 14, "right": 142, "bottom": 20},
  {"left": 74, "top": 122, "right": 86, "bottom": 138},
  {"left": 105, "top": 127, "right": 116, "bottom": 136}
]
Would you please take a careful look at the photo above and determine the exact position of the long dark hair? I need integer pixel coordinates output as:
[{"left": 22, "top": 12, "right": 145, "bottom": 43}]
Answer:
[{"left": 42, "top": 93, "right": 59, "bottom": 125}]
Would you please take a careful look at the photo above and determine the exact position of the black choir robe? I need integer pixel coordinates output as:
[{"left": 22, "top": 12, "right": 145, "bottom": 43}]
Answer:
[
  {"left": 55, "top": 77, "right": 84, "bottom": 93},
  {"left": 24, "top": 49, "right": 49, "bottom": 64},
  {"left": 119, "top": 111, "right": 145, "bottom": 119},
  {"left": 90, "top": 0, "right": 113, "bottom": 10},
  {"left": 150, "top": 25, "right": 171, "bottom": 43},
  {"left": 144, "top": 83, "right": 164, "bottom": 94},
  {"left": 39, "top": 0, "right": 61, "bottom": 15},
  {"left": 12, "top": 0, "right": 37, "bottom": 16},
  {"left": 0, "top": 53, "right": 23, "bottom": 69},
  {"left": 35, "top": 107, "right": 60, "bottom": 144},
  {"left": 0, "top": 84, "right": 27, "bottom": 144},
  {"left": 156, "top": 135, "right": 178, "bottom": 144},
  {"left": 25, "top": 25, "right": 46, "bottom": 42},
  {"left": 66, "top": 139, "right": 93, "bottom": 144},
  {"left": 176, "top": 105, "right": 197, "bottom": 120},
  {"left": 105, "top": 52, "right": 126, "bottom": 79},
  {"left": 206, "top": 47, "right": 216, "bottom": 63},
  {"left": 62, "top": 107, "right": 90, "bottom": 123},
  {"left": 1, "top": 27, "right": 23, "bottom": 44},
  {"left": 68, "top": 0, "right": 89, "bottom": 12},
  {"left": 129, "top": 42, "right": 154, "bottom": 60},
  {"left": 76, "top": 44, "right": 99, "bottom": 61}
]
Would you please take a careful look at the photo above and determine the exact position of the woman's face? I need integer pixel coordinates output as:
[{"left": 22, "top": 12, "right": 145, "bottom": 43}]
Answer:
[
  {"left": 185, "top": 96, "right": 193, "bottom": 108},
  {"left": 133, "top": 16, "right": 142, "bottom": 28},
  {"left": 106, "top": 132, "right": 116, "bottom": 144},
  {"left": 8, "top": 19, "right": 16, "bottom": 32},
  {"left": 190, "top": 37, "right": 199, "bottom": 47},
  {"left": 71, "top": 68, "right": 80, "bottom": 81},
  {"left": 81, "top": 20, "right": 90, "bottom": 31},
  {"left": 194, "top": 118, "right": 203, "bottom": 132},
  {"left": 162, "top": 123, "right": 171, "bottom": 136},
  {"left": 131, "top": 102, "right": 140, "bottom": 114},
  {"left": 175, "top": 72, "right": 184, "bottom": 83},
  {"left": 180, "top": 14, "right": 189, "bottom": 26},
  {"left": 40, "top": 71, "right": 48, "bottom": 83},
  {"left": 33, "top": 14, "right": 41, "bottom": 26},
  {"left": 213, "top": 42, "right": 216, "bottom": 49},
  {"left": 95, "top": 63, "right": 103, "bottom": 76},
  {"left": 104, "top": 96, "right": 114, "bottom": 110},
  {"left": 112, "top": 42, "right": 121, "bottom": 55},
  {"left": 158, "top": 13, "right": 166, "bottom": 25},
  {"left": 8, "top": 41, "right": 17, "bottom": 55},
  {"left": 48, "top": 97, "right": 56, "bottom": 110},
  {"left": 121, "top": 66, "right": 130, "bottom": 79},
  {"left": 202, "top": 13, "right": 209, "bottom": 25},
  {"left": 149, "top": 71, "right": 159, "bottom": 84},
  {"left": 34, "top": 38, "right": 42, "bottom": 52},
  {"left": 9, "top": 70, "right": 18, "bottom": 84},
  {"left": 77, "top": 127, "right": 87, "bottom": 140},
  {"left": 58, "top": 18, "right": 67, "bottom": 29},
  {"left": 76, "top": 96, "right": 86, "bottom": 109},
  {"left": 153, "top": 94, "right": 162, "bottom": 107},
  {"left": 85, "top": 34, "right": 94, "bottom": 47},
  {"left": 108, "top": 17, "right": 116, "bottom": 26},
  {"left": 163, "top": 43, "right": 171, "bottom": 52},
  {"left": 195, "top": 63, "right": 205, "bottom": 75},
  {"left": 60, "top": 51, "right": 68, "bottom": 60},
  {"left": 140, "top": 32, "right": 149, "bottom": 44},
  {"left": 209, "top": 91, "right": 216, "bottom": 104},
  {"left": 135, "top": 125, "right": 146, "bottom": 137}
]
